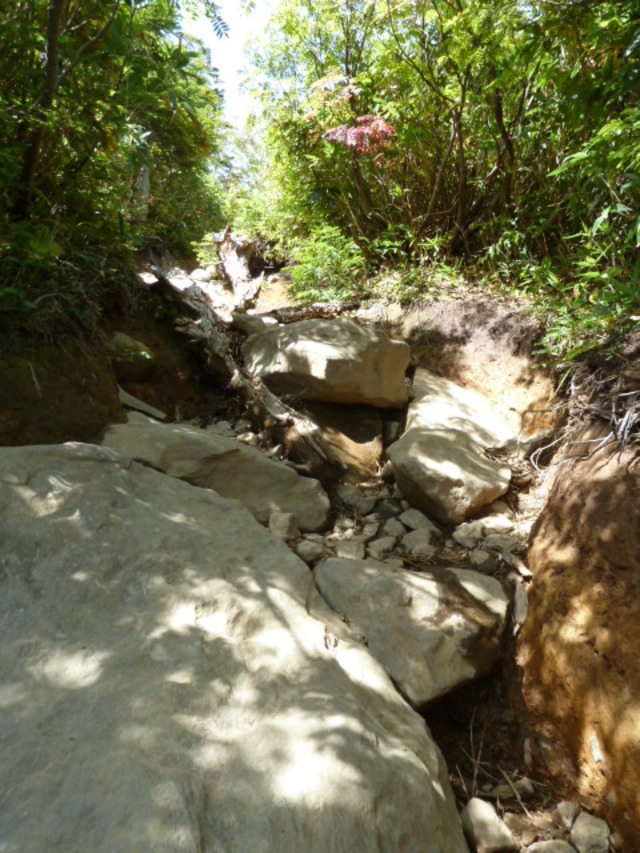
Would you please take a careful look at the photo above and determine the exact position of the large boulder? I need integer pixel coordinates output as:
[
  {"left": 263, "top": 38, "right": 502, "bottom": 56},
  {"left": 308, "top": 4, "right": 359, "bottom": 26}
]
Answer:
[
  {"left": 388, "top": 369, "right": 513, "bottom": 524},
  {"left": 0, "top": 443, "right": 468, "bottom": 853},
  {"left": 242, "top": 318, "right": 410, "bottom": 408},
  {"left": 314, "top": 557, "right": 509, "bottom": 708},
  {"left": 102, "top": 413, "right": 330, "bottom": 532},
  {"left": 405, "top": 369, "right": 515, "bottom": 446}
]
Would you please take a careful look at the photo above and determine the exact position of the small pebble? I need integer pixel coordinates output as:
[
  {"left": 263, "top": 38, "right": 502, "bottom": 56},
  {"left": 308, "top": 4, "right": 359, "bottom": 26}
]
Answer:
[
  {"left": 236, "top": 431, "right": 259, "bottom": 446},
  {"left": 361, "top": 521, "right": 380, "bottom": 541},
  {"left": 402, "top": 529, "right": 436, "bottom": 558},
  {"left": 296, "top": 539, "right": 326, "bottom": 563},
  {"left": 366, "top": 537, "right": 396, "bottom": 561},
  {"left": 461, "top": 798, "right": 518, "bottom": 853},
  {"left": 527, "top": 841, "right": 577, "bottom": 853},
  {"left": 382, "top": 517, "right": 406, "bottom": 539},
  {"left": 335, "top": 540, "right": 366, "bottom": 560},
  {"left": 399, "top": 508, "right": 440, "bottom": 536},
  {"left": 555, "top": 801, "right": 577, "bottom": 830},
  {"left": 571, "top": 812, "right": 610, "bottom": 853}
]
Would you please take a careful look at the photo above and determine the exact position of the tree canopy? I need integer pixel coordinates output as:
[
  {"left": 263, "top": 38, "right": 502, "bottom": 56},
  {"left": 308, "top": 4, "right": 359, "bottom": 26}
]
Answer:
[
  {"left": 232, "top": 0, "right": 639, "bottom": 356},
  {"left": 1, "top": 0, "right": 228, "bottom": 316},
  {"left": 2, "top": 0, "right": 639, "bottom": 359}
]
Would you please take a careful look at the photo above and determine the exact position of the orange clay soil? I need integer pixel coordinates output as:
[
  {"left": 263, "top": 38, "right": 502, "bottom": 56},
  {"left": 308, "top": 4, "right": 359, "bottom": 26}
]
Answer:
[{"left": 519, "top": 440, "right": 640, "bottom": 850}]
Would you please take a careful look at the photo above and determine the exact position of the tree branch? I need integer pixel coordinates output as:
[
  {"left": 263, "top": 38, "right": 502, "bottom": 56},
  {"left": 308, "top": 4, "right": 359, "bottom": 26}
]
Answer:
[{"left": 57, "top": 0, "right": 122, "bottom": 90}]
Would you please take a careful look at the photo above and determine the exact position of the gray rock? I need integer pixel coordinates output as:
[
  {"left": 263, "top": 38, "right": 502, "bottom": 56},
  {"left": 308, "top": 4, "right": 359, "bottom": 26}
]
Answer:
[
  {"left": 491, "top": 777, "right": 534, "bottom": 801},
  {"left": 242, "top": 318, "right": 411, "bottom": 407},
  {"left": 335, "top": 539, "right": 366, "bottom": 560},
  {"left": 447, "top": 568, "right": 510, "bottom": 621},
  {"left": 314, "top": 558, "right": 508, "bottom": 707},
  {"left": 571, "top": 813, "right": 611, "bottom": 853},
  {"left": 528, "top": 842, "right": 577, "bottom": 853},
  {"left": 366, "top": 537, "right": 397, "bottom": 561},
  {"left": 336, "top": 484, "right": 379, "bottom": 516},
  {"left": 0, "top": 443, "right": 468, "bottom": 853},
  {"left": 481, "top": 515, "right": 515, "bottom": 534},
  {"left": 236, "top": 430, "right": 259, "bottom": 446},
  {"left": 388, "top": 428, "right": 511, "bottom": 525},
  {"left": 383, "top": 517, "right": 407, "bottom": 539},
  {"left": 399, "top": 508, "right": 441, "bottom": 536},
  {"left": 461, "top": 798, "right": 518, "bottom": 852},
  {"left": 406, "top": 369, "right": 515, "bottom": 446},
  {"left": 453, "top": 516, "right": 512, "bottom": 548},
  {"left": 205, "top": 419, "right": 234, "bottom": 434},
  {"left": 401, "top": 529, "right": 436, "bottom": 559},
  {"left": 388, "top": 368, "right": 513, "bottom": 525},
  {"left": 269, "top": 511, "right": 299, "bottom": 541},
  {"left": 511, "top": 576, "right": 529, "bottom": 635},
  {"left": 376, "top": 496, "right": 405, "bottom": 519},
  {"left": 197, "top": 279, "right": 235, "bottom": 317},
  {"left": 231, "top": 312, "right": 269, "bottom": 336},
  {"left": 555, "top": 801, "right": 578, "bottom": 830},
  {"left": 469, "top": 550, "right": 494, "bottom": 571},
  {"left": 102, "top": 415, "right": 330, "bottom": 531},
  {"left": 484, "top": 534, "right": 517, "bottom": 554},
  {"left": 453, "top": 520, "right": 487, "bottom": 549},
  {"left": 296, "top": 538, "right": 327, "bottom": 563},
  {"left": 361, "top": 520, "right": 380, "bottom": 541}
]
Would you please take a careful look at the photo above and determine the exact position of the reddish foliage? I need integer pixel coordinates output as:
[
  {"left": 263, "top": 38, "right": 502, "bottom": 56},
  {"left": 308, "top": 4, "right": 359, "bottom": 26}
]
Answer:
[{"left": 325, "top": 115, "right": 395, "bottom": 160}]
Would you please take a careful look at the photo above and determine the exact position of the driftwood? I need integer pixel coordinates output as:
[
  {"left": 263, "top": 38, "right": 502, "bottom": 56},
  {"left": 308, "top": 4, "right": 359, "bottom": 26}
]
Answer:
[
  {"left": 148, "top": 270, "right": 345, "bottom": 473},
  {"left": 214, "top": 226, "right": 262, "bottom": 308},
  {"left": 265, "top": 301, "right": 360, "bottom": 324}
]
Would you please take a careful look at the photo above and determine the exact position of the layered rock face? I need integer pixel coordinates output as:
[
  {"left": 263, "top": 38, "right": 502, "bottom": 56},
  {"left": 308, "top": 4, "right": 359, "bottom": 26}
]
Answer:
[
  {"left": 242, "top": 318, "right": 411, "bottom": 408},
  {"left": 102, "top": 413, "right": 330, "bottom": 532},
  {"left": 0, "top": 443, "right": 469, "bottom": 853},
  {"left": 388, "top": 369, "right": 513, "bottom": 524}
]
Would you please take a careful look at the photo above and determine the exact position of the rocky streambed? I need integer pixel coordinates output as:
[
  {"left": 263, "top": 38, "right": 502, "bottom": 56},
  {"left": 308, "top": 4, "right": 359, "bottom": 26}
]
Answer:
[{"left": 0, "top": 263, "right": 635, "bottom": 852}]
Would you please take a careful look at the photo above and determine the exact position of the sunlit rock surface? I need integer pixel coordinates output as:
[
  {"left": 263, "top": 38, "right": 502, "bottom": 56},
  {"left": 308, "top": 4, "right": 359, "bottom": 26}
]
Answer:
[
  {"left": 102, "top": 413, "right": 330, "bottom": 532},
  {"left": 388, "top": 369, "right": 513, "bottom": 524},
  {"left": 0, "top": 443, "right": 468, "bottom": 853},
  {"left": 242, "top": 318, "right": 411, "bottom": 408},
  {"left": 315, "top": 558, "right": 509, "bottom": 707}
]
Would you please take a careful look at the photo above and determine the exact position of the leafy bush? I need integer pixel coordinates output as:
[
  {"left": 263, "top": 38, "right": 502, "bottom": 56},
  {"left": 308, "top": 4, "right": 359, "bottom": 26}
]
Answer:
[{"left": 284, "top": 226, "right": 367, "bottom": 303}]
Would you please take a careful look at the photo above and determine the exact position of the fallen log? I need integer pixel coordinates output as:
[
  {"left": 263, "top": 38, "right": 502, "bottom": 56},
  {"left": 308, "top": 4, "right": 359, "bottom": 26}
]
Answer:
[
  {"left": 264, "top": 300, "right": 360, "bottom": 324},
  {"left": 214, "top": 226, "right": 262, "bottom": 309},
  {"left": 147, "top": 270, "right": 345, "bottom": 473}
]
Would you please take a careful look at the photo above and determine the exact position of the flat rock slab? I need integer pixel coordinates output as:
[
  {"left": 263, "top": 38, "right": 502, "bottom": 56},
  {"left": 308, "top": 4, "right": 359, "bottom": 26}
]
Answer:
[
  {"left": 388, "top": 368, "right": 513, "bottom": 524},
  {"left": 0, "top": 444, "right": 468, "bottom": 853},
  {"left": 102, "top": 413, "right": 330, "bottom": 531},
  {"left": 242, "top": 318, "right": 410, "bottom": 407},
  {"left": 388, "top": 428, "right": 511, "bottom": 525},
  {"left": 407, "top": 369, "right": 515, "bottom": 447},
  {"left": 314, "top": 557, "right": 509, "bottom": 707}
]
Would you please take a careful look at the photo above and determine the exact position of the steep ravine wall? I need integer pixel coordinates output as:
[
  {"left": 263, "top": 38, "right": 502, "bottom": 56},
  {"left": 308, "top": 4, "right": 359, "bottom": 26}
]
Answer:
[{"left": 519, "top": 441, "right": 640, "bottom": 850}]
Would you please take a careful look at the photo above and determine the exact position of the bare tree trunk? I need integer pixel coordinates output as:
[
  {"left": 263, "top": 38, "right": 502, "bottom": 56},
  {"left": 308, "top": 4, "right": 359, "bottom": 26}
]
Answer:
[
  {"left": 148, "top": 272, "right": 345, "bottom": 473},
  {"left": 214, "top": 227, "right": 263, "bottom": 309},
  {"left": 13, "top": 0, "right": 65, "bottom": 216}
]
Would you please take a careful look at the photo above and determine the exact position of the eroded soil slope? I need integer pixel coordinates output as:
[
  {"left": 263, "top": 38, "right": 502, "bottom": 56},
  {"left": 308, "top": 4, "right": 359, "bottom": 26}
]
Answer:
[{"left": 520, "top": 441, "right": 640, "bottom": 849}]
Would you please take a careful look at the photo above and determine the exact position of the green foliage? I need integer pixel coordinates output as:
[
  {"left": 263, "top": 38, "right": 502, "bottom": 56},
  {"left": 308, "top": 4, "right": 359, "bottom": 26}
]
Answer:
[
  {"left": 284, "top": 225, "right": 366, "bottom": 303},
  {"left": 0, "top": 0, "right": 227, "bottom": 329},
  {"left": 241, "top": 0, "right": 640, "bottom": 363}
]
